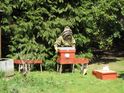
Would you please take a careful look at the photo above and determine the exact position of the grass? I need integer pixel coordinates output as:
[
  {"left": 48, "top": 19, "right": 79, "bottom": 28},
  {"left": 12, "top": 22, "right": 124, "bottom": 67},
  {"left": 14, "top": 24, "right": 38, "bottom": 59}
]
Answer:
[{"left": 0, "top": 57, "right": 124, "bottom": 93}]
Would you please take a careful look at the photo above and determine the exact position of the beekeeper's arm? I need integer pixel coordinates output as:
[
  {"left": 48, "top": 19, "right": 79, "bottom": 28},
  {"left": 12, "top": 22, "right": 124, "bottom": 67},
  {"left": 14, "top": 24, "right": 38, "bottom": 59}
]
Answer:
[
  {"left": 54, "top": 36, "right": 62, "bottom": 53},
  {"left": 71, "top": 37, "right": 76, "bottom": 48}
]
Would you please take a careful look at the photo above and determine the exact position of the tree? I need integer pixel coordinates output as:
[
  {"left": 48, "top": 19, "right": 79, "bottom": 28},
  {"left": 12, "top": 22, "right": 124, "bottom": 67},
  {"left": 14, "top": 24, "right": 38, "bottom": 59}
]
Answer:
[{"left": 0, "top": 0, "right": 124, "bottom": 62}]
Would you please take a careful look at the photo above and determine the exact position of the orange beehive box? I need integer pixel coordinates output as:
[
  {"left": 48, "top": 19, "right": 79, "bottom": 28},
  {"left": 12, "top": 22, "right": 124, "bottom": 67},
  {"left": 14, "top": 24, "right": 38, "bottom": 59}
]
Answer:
[
  {"left": 57, "top": 47, "right": 76, "bottom": 64},
  {"left": 75, "top": 58, "right": 89, "bottom": 64},
  {"left": 58, "top": 47, "right": 76, "bottom": 59},
  {"left": 14, "top": 60, "right": 42, "bottom": 64},
  {"left": 57, "top": 58, "right": 75, "bottom": 64},
  {"left": 92, "top": 70, "right": 117, "bottom": 80}
]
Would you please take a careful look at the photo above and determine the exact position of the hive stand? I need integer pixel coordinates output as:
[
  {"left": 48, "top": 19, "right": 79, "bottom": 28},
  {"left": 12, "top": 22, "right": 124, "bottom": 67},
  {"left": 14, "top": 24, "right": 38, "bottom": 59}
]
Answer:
[
  {"left": 14, "top": 60, "right": 43, "bottom": 72},
  {"left": 56, "top": 47, "right": 89, "bottom": 73}
]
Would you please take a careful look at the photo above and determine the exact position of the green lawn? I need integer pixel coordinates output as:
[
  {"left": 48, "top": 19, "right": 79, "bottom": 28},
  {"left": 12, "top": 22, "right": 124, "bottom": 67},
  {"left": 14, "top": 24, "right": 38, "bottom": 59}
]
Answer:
[{"left": 0, "top": 57, "right": 124, "bottom": 93}]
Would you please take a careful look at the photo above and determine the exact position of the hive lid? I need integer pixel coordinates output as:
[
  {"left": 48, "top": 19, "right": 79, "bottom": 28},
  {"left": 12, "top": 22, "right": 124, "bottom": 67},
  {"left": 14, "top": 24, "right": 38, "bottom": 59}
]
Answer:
[
  {"left": 94, "top": 70, "right": 117, "bottom": 73},
  {"left": 58, "top": 47, "right": 75, "bottom": 50}
]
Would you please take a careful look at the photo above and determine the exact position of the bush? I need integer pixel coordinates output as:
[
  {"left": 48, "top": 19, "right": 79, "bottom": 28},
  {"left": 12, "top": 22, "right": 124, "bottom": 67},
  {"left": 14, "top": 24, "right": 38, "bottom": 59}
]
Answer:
[{"left": 44, "top": 60, "right": 56, "bottom": 71}]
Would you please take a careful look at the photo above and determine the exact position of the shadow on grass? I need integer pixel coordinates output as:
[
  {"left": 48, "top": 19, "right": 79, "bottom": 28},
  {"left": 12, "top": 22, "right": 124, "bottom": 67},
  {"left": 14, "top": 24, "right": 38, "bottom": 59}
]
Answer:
[
  {"left": 104, "top": 51, "right": 124, "bottom": 57},
  {"left": 118, "top": 71, "right": 124, "bottom": 80},
  {"left": 98, "top": 57, "right": 119, "bottom": 64},
  {"left": 56, "top": 64, "right": 74, "bottom": 73},
  {"left": 91, "top": 56, "right": 119, "bottom": 65},
  {"left": 91, "top": 50, "right": 124, "bottom": 65}
]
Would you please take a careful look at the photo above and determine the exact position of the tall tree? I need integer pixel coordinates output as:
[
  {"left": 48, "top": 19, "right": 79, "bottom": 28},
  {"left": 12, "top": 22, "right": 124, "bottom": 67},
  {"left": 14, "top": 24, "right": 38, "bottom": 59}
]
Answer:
[{"left": 0, "top": 0, "right": 124, "bottom": 60}]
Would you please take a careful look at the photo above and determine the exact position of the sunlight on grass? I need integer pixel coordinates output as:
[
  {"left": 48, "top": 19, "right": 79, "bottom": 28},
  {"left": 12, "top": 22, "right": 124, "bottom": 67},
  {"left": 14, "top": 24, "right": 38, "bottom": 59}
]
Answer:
[{"left": 0, "top": 57, "right": 124, "bottom": 93}]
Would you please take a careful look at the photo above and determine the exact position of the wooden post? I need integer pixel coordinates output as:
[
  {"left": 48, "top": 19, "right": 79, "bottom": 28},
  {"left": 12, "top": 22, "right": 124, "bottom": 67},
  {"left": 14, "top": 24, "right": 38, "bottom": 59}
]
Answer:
[
  {"left": 72, "top": 64, "right": 75, "bottom": 73},
  {"left": 0, "top": 10, "right": 4, "bottom": 58},
  {"left": 0, "top": 27, "right": 1, "bottom": 58},
  {"left": 59, "top": 64, "right": 62, "bottom": 73}
]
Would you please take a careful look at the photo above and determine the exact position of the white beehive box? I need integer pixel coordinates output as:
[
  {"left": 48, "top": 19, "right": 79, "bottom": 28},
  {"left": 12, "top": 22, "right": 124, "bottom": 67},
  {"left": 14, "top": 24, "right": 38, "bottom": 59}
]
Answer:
[{"left": 0, "top": 58, "right": 14, "bottom": 76}]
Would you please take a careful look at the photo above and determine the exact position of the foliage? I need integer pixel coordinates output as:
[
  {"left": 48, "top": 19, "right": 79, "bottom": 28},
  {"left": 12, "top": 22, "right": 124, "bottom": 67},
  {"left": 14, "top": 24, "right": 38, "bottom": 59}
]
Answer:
[
  {"left": 76, "top": 52, "right": 93, "bottom": 59},
  {"left": 44, "top": 59, "right": 56, "bottom": 71}
]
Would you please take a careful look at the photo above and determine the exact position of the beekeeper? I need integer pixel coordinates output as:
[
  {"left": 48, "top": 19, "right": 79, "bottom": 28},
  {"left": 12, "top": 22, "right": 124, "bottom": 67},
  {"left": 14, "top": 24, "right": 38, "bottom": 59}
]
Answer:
[{"left": 54, "top": 26, "right": 76, "bottom": 52}]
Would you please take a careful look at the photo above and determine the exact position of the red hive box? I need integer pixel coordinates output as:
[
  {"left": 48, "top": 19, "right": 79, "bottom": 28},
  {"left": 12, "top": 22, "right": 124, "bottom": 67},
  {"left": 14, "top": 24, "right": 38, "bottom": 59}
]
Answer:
[
  {"left": 75, "top": 58, "right": 89, "bottom": 64},
  {"left": 57, "top": 47, "right": 76, "bottom": 64},
  {"left": 92, "top": 70, "right": 117, "bottom": 80},
  {"left": 14, "top": 59, "right": 42, "bottom": 64}
]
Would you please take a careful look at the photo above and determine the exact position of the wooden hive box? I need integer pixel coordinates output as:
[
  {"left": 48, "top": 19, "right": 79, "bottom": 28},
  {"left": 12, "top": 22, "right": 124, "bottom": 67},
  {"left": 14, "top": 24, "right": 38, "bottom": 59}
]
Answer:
[
  {"left": 57, "top": 47, "right": 76, "bottom": 64},
  {"left": 92, "top": 70, "right": 117, "bottom": 80},
  {"left": 58, "top": 47, "right": 76, "bottom": 59}
]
